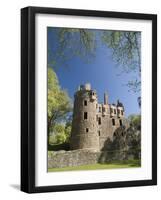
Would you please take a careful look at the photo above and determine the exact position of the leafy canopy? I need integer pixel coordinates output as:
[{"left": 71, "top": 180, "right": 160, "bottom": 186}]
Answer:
[
  {"left": 49, "top": 122, "right": 72, "bottom": 145},
  {"left": 48, "top": 28, "right": 141, "bottom": 95},
  {"left": 48, "top": 67, "right": 72, "bottom": 133},
  {"left": 102, "top": 31, "right": 141, "bottom": 93}
]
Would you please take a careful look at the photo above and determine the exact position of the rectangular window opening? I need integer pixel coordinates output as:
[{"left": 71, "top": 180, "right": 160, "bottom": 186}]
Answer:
[
  {"left": 112, "top": 118, "right": 115, "bottom": 126},
  {"left": 119, "top": 119, "right": 122, "bottom": 126},
  {"left": 99, "top": 107, "right": 101, "bottom": 112},
  {"left": 98, "top": 117, "right": 101, "bottom": 125},
  {"left": 84, "top": 100, "right": 87, "bottom": 106},
  {"left": 84, "top": 112, "right": 88, "bottom": 120},
  {"left": 98, "top": 130, "right": 101, "bottom": 136},
  {"left": 86, "top": 128, "right": 89, "bottom": 132}
]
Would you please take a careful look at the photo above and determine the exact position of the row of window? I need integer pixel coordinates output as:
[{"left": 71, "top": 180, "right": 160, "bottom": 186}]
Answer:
[
  {"left": 84, "top": 112, "right": 122, "bottom": 126},
  {"left": 85, "top": 129, "right": 124, "bottom": 137},
  {"left": 84, "top": 101, "right": 123, "bottom": 115},
  {"left": 112, "top": 118, "right": 123, "bottom": 126},
  {"left": 85, "top": 120, "right": 122, "bottom": 136},
  {"left": 97, "top": 117, "right": 122, "bottom": 126},
  {"left": 85, "top": 128, "right": 100, "bottom": 135},
  {"left": 110, "top": 108, "right": 123, "bottom": 115}
]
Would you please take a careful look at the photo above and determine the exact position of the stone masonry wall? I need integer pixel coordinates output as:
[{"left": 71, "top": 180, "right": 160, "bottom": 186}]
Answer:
[
  {"left": 70, "top": 89, "right": 99, "bottom": 151},
  {"left": 48, "top": 149, "right": 101, "bottom": 168},
  {"left": 48, "top": 149, "right": 135, "bottom": 169}
]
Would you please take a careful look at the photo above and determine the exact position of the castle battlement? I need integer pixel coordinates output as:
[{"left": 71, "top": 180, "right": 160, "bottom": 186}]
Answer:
[{"left": 70, "top": 83, "right": 127, "bottom": 151}]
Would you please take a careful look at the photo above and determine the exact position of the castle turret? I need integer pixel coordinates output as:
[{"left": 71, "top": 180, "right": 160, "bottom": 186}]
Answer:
[
  {"left": 70, "top": 83, "right": 100, "bottom": 151},
  {"left": 117, "top": 99, "right": 124, "bottom": 118}
]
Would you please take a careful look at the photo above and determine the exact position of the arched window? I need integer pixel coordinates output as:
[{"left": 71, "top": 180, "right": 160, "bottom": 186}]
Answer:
[{"left": 112, "top": 118, "right": 115, "bottom": 126}]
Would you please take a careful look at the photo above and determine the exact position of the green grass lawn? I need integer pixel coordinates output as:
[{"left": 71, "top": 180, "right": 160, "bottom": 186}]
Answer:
[{"left": 48, "top": 160, "right": 141, "bottom": 172}]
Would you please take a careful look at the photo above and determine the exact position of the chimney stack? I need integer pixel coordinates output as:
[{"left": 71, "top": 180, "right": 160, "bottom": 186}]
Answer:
[{"left": 104, "top": 92, "right": 108, "bottom": 105}]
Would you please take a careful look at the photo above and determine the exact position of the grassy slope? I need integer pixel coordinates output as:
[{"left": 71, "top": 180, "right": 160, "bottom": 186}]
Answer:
[{"left": 48, "top": 160, "right": 141, "bottom": 172}]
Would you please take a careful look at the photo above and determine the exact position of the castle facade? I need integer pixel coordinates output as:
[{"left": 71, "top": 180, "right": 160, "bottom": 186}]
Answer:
[{"left": 70, "top": 83, "right": 127, "bottom": 151}]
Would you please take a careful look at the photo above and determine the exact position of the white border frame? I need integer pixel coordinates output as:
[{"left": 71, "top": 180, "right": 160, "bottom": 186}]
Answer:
[{"left": 35, "top": 14, "right": 152, "bottom": 187}]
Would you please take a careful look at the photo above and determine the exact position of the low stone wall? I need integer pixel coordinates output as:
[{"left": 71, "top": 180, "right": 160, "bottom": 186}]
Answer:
[
  {"left": 48, "top": 149, "right": 101, "bottom": 168},
  {"left": 48, "top": 149, "right": 139, "bottom": 169}
]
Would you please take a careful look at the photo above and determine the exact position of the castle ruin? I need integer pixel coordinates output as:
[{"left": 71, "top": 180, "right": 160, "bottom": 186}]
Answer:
[{"left": 70, "top": 83, "right": 127, "bottom": 151}]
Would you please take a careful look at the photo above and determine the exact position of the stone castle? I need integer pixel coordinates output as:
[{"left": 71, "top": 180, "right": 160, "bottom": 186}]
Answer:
[{"left": 70, "top": 83, "right": 128, "bottom": 151}]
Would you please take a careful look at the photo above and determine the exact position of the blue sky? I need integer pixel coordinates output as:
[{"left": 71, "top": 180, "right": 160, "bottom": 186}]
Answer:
[{"left": 47, "top": 28, "right": 140, "bottom": 117}]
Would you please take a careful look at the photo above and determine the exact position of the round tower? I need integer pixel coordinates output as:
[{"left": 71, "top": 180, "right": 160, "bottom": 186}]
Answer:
[{"left": 70, "top": 83, "right": 100, "bottom": 151}]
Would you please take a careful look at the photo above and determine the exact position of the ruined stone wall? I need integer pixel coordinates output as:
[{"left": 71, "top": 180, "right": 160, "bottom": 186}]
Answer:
[
  {"left": 97, "top": 103, "right": 125, "bottom": 150},
  {"left": 48, "top": 149, "right": 136, "bottom": 169},
  {"left": 70, "top": 84, "right": 127, "bottom": 152},
  {"left": 48, "top": 150, "right": 101, "bottom": 168}
]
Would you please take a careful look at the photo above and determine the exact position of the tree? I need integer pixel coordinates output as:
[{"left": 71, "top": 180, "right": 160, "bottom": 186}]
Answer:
[
  {"left": 128, "top": 114, "right": 141, "bottom": 130},
  {"left": 126, "top": 114, "right": 141, "bottom": 159},
  {"left": 48, "top": 28, "right": 141, "bottom": 98},
  {"left": 102, "top": 31, "right": 141, "bottom": 106},
  {"left": 101, "top": 115, "right": 141, "bottom": 160},
  {"left": 49, "top": 121, "right": 72, "bottom": 145},
  {"left": 49, "top": 124, "right": 66, "bottom": 145},
  {"left": 64, "top": 120, "right": 72, "bottom": 143},
  {"left": 48, "top": 28, "right": 96, "bottom": 68},
  {"left": 48, "top": 67, "right": 72, "bottom": 146}
]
